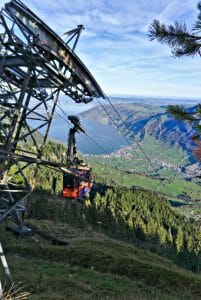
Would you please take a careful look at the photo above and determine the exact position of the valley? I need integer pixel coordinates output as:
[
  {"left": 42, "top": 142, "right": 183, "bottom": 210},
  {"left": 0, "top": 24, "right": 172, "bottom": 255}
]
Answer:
[
  {"left": 79, "top": 100, "right": 201, "bottom": 218},
  {"left": 1, "top": 0, "right": 201, "bottom": 299},
  {"left": 2, "top": 98, "right": 201, "bottom": 299},
  {"left": 26, "top": 98, "right": 201, "bottom": 217}
]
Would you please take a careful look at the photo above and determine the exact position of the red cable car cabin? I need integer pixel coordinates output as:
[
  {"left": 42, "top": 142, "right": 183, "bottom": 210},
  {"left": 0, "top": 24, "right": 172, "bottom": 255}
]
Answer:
[
  {"left": 63, "top": 165, "right": 92, "bottom": 199},
  {"left": 63, "top": 115, "right": 93, "bottom": 200}
]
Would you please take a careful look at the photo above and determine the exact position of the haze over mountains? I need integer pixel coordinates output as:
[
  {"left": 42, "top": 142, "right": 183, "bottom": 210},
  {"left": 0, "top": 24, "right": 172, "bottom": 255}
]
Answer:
[
  {"left": 100, "top": 95, "right": 201, "bottom": 106},
  {"left": 59, "top": 95, "right": 201, "bottom": 115}
]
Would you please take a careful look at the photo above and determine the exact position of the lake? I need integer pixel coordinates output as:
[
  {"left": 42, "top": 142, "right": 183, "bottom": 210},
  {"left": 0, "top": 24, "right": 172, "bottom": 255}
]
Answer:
[
  {"left": 48, "top": 116, "right": 127, "bottom": 154},
  {"left": 30, "top": 95, "right": 201, "bottom": 154}
]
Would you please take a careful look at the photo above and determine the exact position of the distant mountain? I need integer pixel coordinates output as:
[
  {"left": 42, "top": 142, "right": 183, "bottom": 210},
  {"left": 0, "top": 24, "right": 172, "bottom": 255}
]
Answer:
[
  {"left": 81, "top": 102, "right": 197, "bottom": 158},
  {"left": 99, "top": 95, "right": 201, "bottom": 106}
]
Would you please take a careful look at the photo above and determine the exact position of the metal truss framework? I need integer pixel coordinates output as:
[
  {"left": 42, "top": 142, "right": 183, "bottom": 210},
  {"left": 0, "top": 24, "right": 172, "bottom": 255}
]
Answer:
[{"left": 0, "top": 0, "right": 104, "bottom": 231}]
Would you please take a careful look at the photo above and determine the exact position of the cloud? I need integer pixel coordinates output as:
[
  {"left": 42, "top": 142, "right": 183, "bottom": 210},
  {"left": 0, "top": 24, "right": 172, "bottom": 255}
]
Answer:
[{"left": 0, "top": 0, "right": 200, "bottom": 99}]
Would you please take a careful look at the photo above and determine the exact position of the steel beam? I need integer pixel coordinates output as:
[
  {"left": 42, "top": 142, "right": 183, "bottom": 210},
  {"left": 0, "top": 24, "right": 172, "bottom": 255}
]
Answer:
[{"left": 0, "top": 0, "right": 104, "bottom": 286}]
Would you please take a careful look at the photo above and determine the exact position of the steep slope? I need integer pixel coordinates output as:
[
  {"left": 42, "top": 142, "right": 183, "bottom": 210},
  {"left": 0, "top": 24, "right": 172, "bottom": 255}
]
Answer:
[
  {"left": 1, "top": 218, "right": 201, "bottom": 300},
  {"left": 1, "top": 155, "right": 201, "bottom": 299},
  {"left": 81, "top": 102, "right": 196, "bottom": 156}
]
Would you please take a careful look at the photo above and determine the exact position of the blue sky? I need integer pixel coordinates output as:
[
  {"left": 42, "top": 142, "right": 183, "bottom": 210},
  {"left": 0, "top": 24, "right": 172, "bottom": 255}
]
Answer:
[{"left": 1, "top": 0, "right": 201, "bottom": 99}]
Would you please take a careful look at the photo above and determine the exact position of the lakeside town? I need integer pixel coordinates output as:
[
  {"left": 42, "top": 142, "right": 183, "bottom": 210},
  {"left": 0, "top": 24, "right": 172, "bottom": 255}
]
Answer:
[{"left": 84, "top": 145, "right": 201, "bottom": 179}]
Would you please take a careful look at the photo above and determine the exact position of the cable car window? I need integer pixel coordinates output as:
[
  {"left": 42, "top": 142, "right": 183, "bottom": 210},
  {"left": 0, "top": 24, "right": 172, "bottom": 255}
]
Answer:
[
  {"left": 63, "top": 174, "right": 75, "bottom": 188},
  {"left": 86, "top": 170, "right": 91, "bottom": 181}
]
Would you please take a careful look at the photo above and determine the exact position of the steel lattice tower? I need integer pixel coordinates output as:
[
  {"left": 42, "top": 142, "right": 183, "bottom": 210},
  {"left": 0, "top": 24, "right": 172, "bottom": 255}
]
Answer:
[{"left": 0, "top": 0, "right": 104, "bottom": 232}]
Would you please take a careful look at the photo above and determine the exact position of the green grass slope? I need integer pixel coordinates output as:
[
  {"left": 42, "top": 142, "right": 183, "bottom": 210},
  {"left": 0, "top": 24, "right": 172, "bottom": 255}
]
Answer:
[
  {"left": 89, "top": 158, "right": 201, "bottom": 201},
  {"left": 1, "top": 219, "right": 201, "bottom": 300}
]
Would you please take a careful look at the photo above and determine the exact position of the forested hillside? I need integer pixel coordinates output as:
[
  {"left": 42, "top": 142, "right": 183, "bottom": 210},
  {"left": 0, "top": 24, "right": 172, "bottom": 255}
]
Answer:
[
  {"left": 17, "top": 137, "right": 201, "bottom": 272},
  {"left": 27, "top": 185, "right": 201, "bottom": 272},
  {"left": 19, "top": 138, "right": 201, "bottom": 270},
  {"left": 2, "top": 215, "right": 201, "bottom": 299},
  {"left": 81, "top": 102, "right": 201, "bottom": 216},
  {"left": 3, "top": 137, "right": 201, "bottom": 299},
  {"left": 1, "top": 0, "right": 201, "bottom": 299},
  {"left": 81, "top": 102, "right": 197, "bottom": 156}
]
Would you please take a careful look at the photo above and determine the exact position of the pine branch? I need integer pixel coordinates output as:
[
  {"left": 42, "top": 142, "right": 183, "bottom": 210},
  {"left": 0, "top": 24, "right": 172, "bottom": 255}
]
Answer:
[
  {"left": 167, "top": 105, "right": 196, "bottom": 122},
  {"left": 193, "top": 2, "right": 201, "bottom": 32},
  {"left": 148, "top": 20, "right": 201, "bottom": 56},
  {"left": 193, "top": 17, "right": 201, "bottom": 32},
  {"left": 198, "top": 1, "right": 201, "bottom": 11},
  {"left": 174, "top": 41, "right": 201, "bottom": 57},
  {"left": 149, "top": 20, "right": 201, "bottom": 42}
]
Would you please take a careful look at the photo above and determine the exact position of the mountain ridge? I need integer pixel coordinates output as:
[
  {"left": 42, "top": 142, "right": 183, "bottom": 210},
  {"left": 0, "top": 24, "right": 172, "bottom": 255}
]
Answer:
[{"left": 81, "top": 102, "right": 198, "bottom": 159}]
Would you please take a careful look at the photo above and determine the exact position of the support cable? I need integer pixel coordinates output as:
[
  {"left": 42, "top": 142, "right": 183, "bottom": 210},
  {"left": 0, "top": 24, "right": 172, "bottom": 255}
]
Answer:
[
  {"left": 34, "top": 97, "right": 197, "bottom": 185},
  {"left": 54, "top": 103, "right": 109, "bottom": 155},
  {"left": 102, "top": 94, "right": 156, "bottom": 171},
  {"left": 97, "top": 95, "right": 196, "bottom": 189}
]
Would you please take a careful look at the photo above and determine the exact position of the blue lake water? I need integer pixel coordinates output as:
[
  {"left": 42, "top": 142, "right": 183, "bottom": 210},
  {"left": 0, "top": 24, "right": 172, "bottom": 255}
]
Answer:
[
  {"left": 30, "top": 95, "right": 201, "bottom": 155},
  {"left": 48, "top": 116, "right": 127, "bottom": 154}
]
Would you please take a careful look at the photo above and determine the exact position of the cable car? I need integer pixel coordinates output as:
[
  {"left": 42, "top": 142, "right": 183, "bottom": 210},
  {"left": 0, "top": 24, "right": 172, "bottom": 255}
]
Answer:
[
  {"left": 62, "top": 116, "right": 92, "bottom": 200},
  {"left": 63, "top": 165, "right": 92, "bottom": 199}
]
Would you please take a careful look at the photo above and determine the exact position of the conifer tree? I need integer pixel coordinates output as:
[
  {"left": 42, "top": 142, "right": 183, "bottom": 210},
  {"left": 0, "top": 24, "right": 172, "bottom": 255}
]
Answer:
[
  {"left": 175, "top": 226, "right": 184, "bottom": 253},
  {"left": 148, "top": 2, "right": 201, "bottom": 159},
  {"left": 167, "top": 227, "right": 173, "bottom": 245}
]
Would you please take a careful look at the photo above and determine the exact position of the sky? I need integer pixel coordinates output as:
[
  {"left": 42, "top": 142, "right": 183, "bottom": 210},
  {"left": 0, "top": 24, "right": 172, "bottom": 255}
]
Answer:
[{"left": 1, "top": 0, "right": 201, "bottom": 100}]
